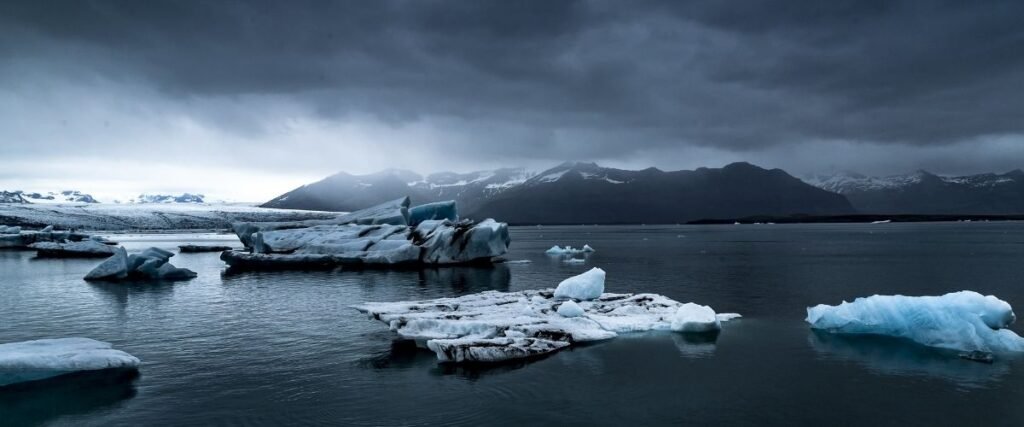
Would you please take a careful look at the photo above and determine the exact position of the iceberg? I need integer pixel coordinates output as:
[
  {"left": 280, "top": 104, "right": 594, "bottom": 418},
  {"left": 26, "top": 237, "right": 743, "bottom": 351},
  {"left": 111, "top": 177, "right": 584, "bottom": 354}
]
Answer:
[
  {"left": 670, "top": 303, "right": 721, "bottom": 333},
  {"left": 544, "top": 245, "right": 595, "bottom": 255},
  {"left": 407, "top": 200, "right": 458, "bottom": 226},
  {"left": 0, "top": 338, "right": 140, "bottom": 387},
  {"left": 232, "top": 197, "right": 411, "bottom": 248},
  {"left": 806, "top": 291, "right": 1024, "bottom": 354},
  {"left": 29, "top": 240, "right": 116, "bottom": 258},
  {"left": 0, "top": 225, "right": 100, "bottom": 249},
  {"left": 178, "top": 244, "right": 233, "bottom": 253},
  {"left": 554, "top": 267, "right": 605, "bottom": 300},
  {"left": 222, "top": 198, "right": 510, "bottom": 269},
  {"left": 354, "top": 269, "right": 739, "bottom": 363},
  {"left": 85, "top": 247, "right": 197, "bottom": 281}
]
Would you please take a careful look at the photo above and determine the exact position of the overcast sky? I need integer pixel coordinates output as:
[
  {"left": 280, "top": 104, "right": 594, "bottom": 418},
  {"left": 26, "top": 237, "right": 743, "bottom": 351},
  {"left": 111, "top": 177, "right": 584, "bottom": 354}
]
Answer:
[{"left": 2, "top": 0, "right": 1023, "bottom": 201}]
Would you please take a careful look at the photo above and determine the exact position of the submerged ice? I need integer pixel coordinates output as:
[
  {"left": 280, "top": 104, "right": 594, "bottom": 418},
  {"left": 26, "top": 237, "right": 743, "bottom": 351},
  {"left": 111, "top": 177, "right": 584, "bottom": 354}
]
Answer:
[
  {"left": 0, "top": 338, "right": 140, "bottom": 387},
  {"left": 806, "top": 291, "right": 1024, "bottom": 354},
  {"left": 355, "top": 269, "right": 740, "bottom": 363}
]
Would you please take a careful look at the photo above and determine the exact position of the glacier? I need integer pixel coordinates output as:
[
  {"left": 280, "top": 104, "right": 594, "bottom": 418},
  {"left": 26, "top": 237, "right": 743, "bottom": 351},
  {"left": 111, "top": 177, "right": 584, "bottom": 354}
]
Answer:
[
  {"left": 354, "top": 269, "right": 740, "bottom": 363},
  {"left": 806, "top": 291, "right": 1024, "bottom": 354},
  {"left": 222, "top": 197, "right": 510, "bottom": 269},
  {"left": 85, "top": 247, "right": 198, "bottom": 281},
  {"left": 0, "top": 338, "right": 140, "bottom": 387}
]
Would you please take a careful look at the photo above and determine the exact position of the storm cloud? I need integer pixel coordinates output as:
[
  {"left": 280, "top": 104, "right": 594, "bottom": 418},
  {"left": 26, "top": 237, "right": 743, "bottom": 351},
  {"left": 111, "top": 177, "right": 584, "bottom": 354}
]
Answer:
[{"left": 1, "top": 0, "right": 1022, "bottom": 200}]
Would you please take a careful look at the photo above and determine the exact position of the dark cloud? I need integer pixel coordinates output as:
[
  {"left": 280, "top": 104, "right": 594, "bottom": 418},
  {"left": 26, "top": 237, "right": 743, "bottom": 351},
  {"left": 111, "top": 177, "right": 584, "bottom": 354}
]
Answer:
[{"left": 0, "top": 0, "right": 1022, "bottom": 192}]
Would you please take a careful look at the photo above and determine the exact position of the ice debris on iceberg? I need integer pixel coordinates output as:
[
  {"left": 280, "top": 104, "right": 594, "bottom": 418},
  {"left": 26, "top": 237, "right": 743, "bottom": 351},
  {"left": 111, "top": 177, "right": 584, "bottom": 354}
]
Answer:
[
  {"left": 554, "top": 267, "right": 605, "bottom": 300},
  {"left": 0, "top": 338, "right": 140, "bottom": 387},
  {"left": 29, "top": 240, "right": 116, "bottom": 258},
  {"left": 222, "top": 197, "right": 510, "bottom": 268},
  {"left": 354, "top": 268, "right": 740, "bottom": 363},
  {"left": 85, "top": 247, "right": 198, "bottom": 281},
  {"left": 806, "top": 291, "right": 1024, "bottom": 354},
  {"left": 545, "top": 244, "right": 595, "bottom": 255}
]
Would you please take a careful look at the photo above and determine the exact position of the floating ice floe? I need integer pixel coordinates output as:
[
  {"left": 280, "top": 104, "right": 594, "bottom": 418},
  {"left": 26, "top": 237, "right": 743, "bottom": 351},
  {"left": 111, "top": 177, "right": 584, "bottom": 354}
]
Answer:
[
  {"left": 870, "top": 219, "right": 892, "bottom": 224},
  {"left": 0, "top": 224, "right": 107, "bottom": 249},
  {"left": 562, "top": 258, "right": 586, "bottom": 264},
  {"left": 354, "top": 268, "right": 740, "bottom": 363},
  {"left": 545, "top": 244, "right": 595, "bottom": 255},
  {"left": 178, "top": 244, "right": 233, "bottom": 253},
  {"left": 85, "top": 247, "right": 198, "bottom": 281},
  {"left": 806, "top": 291, "right": 1024, "bottom": 355},
  {"left": 0, "top": 338, "right": 140, "bottom": 387},
  {"left": 29, "top": 240, "right": 116, "bottom": 258},
  {"left": 221, "top": 197, "right": 510, "bottom": 269}
]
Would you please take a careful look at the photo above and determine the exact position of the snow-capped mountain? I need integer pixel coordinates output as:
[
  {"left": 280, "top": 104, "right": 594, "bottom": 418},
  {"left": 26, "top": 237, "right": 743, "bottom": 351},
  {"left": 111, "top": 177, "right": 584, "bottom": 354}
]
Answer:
[
  {"left": 262, "top": 168, "right": 535, "bottom": 213},
  {"left": 265, "top": 162, "right": 854, "bottom": 223},
  {"left": 803, "top": 170, "right": 1024, "bottom": 214},
  {"left": 131, "top": 193, "right": 206, "bottom": 204},
  {"left": 0, "top": 190, "right": 99, "bottom": 204}
]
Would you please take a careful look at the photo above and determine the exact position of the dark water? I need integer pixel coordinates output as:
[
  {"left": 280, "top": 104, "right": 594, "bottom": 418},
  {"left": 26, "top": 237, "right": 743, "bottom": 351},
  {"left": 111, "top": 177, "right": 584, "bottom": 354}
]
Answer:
[{"left": 3, "top": 224, "right": 1024, "bottom": 426}]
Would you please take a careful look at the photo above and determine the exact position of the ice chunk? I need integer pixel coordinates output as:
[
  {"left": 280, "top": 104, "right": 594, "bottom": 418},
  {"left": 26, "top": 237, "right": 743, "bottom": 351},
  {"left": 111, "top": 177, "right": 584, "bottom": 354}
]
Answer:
[
  {"left": 408, "top": 200, "right": 458, "bottom": 226},
  {"left": 563, "top": 258, "right": 585, "bottom": 264},
  {"left": 224, "top": 199, "right": 509, "bottom": 269},
  {"left": 670, "top": 303, "right": 721, "bottom": 333},
  {"left": 29, "top": 240, "right": 115, "bottom": 258},
  {"left": 554, "top": 268, "right": 605, "bottom": 300},
  {"left": 178, "top": 244, "right": 233, "bottom": 253},
  {"left": 85, "top": 247, "right": 196, "bottom": 282},
  {"left": 355, "top": 270, "right": 738, "bottom": 364},
  {"left": 557, "top": 300, "right": 585, "bottom": 318},
  {"left": 231, "top": 197, "right": 412, "bottom": 248},
  {"left": 545, "top": 245, "right": 592, "bottom": 255},
  {"left": 806, "top": 291, "right": 1024, "bottom": 353},
  {"left": 0, "top": 338, "right": 140, "bottom": 387},
  {"left": 84, "top": 247, "right": 129, "bottom": 280}
]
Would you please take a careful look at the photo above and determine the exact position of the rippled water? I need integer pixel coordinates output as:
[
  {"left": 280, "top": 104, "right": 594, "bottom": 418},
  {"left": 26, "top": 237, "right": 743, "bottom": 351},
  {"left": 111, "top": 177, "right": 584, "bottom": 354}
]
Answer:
[{"left": 3, "top": 224, "right": 1024, "bottom": 426}]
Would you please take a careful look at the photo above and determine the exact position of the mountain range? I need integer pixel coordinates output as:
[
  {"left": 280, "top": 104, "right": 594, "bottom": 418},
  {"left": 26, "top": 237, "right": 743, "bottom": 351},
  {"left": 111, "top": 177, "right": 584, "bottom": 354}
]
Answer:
[
  {"left": 263, "top": 162, "right": 856, "bottom": 223},
  {"left": 803, "top": 170, "right": 1024, "bottom": 214}
]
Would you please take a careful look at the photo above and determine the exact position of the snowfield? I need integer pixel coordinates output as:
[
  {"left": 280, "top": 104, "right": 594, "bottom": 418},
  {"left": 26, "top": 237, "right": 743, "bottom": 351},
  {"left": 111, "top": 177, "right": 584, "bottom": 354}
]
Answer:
[{"left": 0, "top": 203, "right": 337, "bottom": 231}]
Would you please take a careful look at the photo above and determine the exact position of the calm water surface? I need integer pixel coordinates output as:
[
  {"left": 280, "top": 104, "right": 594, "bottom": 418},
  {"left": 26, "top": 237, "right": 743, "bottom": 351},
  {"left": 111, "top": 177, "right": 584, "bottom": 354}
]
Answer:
[{"left": 3, "top": 223, "right": 1024, "bottom": 426}]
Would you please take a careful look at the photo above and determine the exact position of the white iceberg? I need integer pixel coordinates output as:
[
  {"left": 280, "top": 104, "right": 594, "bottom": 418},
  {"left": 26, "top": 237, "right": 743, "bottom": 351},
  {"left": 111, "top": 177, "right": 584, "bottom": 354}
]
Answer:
[
  {"left": 806, "top": 291, "right": 1024, "bottom": 354},
  {"left": 671, "top": 303, "right": 723, "bottom": 333},
  {"left": 0, "top": 338, "right": 140, "bottom": 387},
  {"left": 554, "top": 267, "right": 605, "bottom": 300},
  {"left": 354, "top": 269, "right": 739, "bottom": 363},
  {"left": 85, "top": 246, "right": 197, "bottom": 281},
  {"left": 223, "top": 198, "right": 510, "bottom": 268},
  {"left": 545, "top": 245, "right": 594, "bottom": 255}
]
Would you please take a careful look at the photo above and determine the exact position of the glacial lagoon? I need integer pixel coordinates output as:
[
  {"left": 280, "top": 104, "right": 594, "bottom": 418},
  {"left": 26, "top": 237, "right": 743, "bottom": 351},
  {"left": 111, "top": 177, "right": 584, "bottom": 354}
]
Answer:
[{"left": 4, "top": 223, "right": 1024, "bottom": 425}]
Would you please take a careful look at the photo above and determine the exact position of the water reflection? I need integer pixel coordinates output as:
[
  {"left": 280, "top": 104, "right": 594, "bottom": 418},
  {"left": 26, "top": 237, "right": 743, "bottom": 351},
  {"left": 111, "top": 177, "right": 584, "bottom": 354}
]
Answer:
[
  {"left": 418, "top": 264, "right": 512, "bottom": 294},
  {"left": 87, "top": 281, "right": 177, "bottom": 318},
  {"left": 672, "top": 332, "right": 719, "bottom": 359},
  {"left": 808, "top": 330, "right": 1010, "bottom": 388},
  {"left": 0, "top": 369, "right": 138, "bottom": 426}
]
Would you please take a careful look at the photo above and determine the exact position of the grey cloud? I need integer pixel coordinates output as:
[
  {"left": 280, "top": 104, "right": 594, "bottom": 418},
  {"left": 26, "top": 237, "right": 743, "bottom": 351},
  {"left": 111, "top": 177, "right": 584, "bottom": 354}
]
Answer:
[{"left": 0, "top": 0, "right": 1022, "bottom": 176}]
